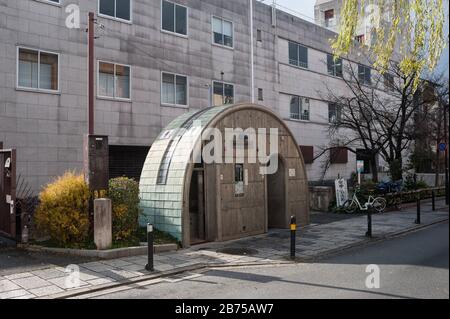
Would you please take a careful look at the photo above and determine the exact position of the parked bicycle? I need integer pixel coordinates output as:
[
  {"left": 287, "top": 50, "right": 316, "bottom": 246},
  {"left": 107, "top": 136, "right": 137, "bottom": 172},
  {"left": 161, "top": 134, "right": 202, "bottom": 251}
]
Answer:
[
  {"left": 376, "top": 180, "right": 403, "bottom": 194},
  {"left": 343, "top": 186, "right": 387, "bottom": 213},
  {"left": 376, "top": 179, "right": 403, "bottom": 210}
]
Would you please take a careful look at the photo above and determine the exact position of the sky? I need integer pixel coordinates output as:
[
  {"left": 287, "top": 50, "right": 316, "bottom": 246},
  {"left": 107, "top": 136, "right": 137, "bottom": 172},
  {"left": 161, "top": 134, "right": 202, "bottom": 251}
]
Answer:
[{"left": 261, "top": 0, "right": 317, "bottom": 22}]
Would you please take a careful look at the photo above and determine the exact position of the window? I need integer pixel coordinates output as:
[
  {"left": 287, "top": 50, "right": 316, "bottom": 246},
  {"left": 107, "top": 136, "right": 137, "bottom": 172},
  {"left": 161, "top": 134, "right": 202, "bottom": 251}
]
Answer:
[
  {"left": 157, "top": 138, "right": 179, "bottom": 185},
  {"left": 356, "top": 149, "right": 374, "bottom": 174},
  {"left": 37, "top": 0, "right": 60, "bottom": 4},
  {"left": 328, "top": 103, "right": 341, "bottom": 124},
  {"left": 213, "top": 81, "right": 234, "bottom": 106},
  {"left": 324, "top": 9, "right": 335, "bottom": 27},
  {"left": 290, "top": 96, "right": 310, "bottom": 121},
  {"left": 212, "top": 17, "right": 233, "bottom": 48},
  {"left": 384, "top": 73, "right": 395, "bottom": 91},
  {"left": 358, "top": 64, "right": 372, "bottom": 85},
  {"left": 327, "top": 54, "right": 343, "bottom": 77},
  {"left": 234, "top": 164, "right": 244, "bottom": 197},
  {"left": 330, "top": 147, "right": 348, "bottom": 164},
  {"left": 161, "top": 72, "right": 188, "bottom": 106},
  {"left": 299, "top": 145, "right": 314, "bottom": 164},
  {"left": 99, "top": 0, "right": 131, "bottom": 22},
  {"left": 257, "top": 29, "right": 262, "bottom": 42},
  {"left": 98, "top": 61, "right": 131, "bottom": 99},
  {"left": 258, "top": 88, "right": 264, "bottom": 101},
  {"left": 289, "top": 41, "right": 308, "bottom": 68},
  {"left": 235, "top": 164, "right": 244, "bottom": 183},
  {"left": 17, "top": 47, "right": 59, "bottom": 91},
  {"left": 109, "top": 145, "right": 150, "bottom": 181},
  {"left": 162, "top": 0, "right": 187, "bottom": 36},
  {"left": 355, "top": 34, "right": 365, "bottom": 44}
]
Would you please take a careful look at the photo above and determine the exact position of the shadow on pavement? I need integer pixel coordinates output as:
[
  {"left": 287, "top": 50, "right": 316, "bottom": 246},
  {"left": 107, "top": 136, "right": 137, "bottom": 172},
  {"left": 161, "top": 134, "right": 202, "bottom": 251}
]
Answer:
[
  {"left": 201, "top": 269, "right": 414, "bottom": 299},
  {"left": 0, "top": 248, "right": 97, "bottom": 276}
]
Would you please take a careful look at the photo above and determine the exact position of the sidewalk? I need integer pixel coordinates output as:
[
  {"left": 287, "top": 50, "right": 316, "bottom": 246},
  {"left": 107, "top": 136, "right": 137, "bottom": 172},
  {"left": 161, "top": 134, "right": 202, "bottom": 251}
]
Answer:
[{"left": 0, "top": 200, "right": 448, "bottom": 299}]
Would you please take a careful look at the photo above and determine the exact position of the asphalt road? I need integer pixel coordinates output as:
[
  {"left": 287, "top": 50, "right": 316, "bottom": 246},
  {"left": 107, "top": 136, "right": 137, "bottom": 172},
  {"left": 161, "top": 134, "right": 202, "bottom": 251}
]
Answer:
[{"left": 92, "top": 222, "right": 449, "bottom": 299}]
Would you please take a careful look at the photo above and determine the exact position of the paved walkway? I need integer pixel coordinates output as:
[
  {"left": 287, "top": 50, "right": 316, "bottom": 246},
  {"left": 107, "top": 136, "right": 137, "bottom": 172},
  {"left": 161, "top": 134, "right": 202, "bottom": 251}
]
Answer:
[{"left": 0, "top": 200, "right": 448, "bottom": 299}]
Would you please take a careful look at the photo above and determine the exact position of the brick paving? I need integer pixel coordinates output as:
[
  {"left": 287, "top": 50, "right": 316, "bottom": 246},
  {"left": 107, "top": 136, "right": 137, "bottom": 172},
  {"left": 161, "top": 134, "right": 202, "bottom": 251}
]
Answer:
[{"left": 0, "top": 200, "right": 447, "bottom": 299}]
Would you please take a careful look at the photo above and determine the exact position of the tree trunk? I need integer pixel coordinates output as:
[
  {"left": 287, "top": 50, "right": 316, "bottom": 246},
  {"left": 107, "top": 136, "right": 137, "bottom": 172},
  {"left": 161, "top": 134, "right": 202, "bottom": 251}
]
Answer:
[
  {"left": 389, "top": 158, "right": 403, "bottom": 181},
  {"left": 370, "top": 155, "right": 379, "bottom": 182}
]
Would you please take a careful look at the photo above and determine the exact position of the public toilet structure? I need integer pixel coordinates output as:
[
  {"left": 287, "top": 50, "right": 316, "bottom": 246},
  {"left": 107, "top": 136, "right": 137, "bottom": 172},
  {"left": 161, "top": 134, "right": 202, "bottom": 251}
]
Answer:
[{"left": 139, "top": 103, "right": 310, "bottom": 247}]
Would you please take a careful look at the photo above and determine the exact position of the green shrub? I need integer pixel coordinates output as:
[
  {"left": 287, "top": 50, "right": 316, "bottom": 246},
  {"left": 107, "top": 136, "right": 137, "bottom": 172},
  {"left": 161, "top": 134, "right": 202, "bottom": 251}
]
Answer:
[
  {"left": 404, "top": 174, "right": 429, "bottom": 190},
  {"left": 415, "top": 180, "right": 428, "bottom": 190},
  {"left": 109, "top": 177, "right": 141, "bottom": 243},
  {"left": 35, "top": 172, "right": 90, "bottom": 247},
  {"left": 328, "top": 198, "right": 347, "bottom": 214}
]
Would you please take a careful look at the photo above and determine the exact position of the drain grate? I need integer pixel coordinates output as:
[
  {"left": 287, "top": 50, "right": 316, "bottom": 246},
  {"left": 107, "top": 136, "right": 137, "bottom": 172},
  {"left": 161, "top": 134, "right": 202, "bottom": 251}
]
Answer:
[{"left": 217, "top": 247, "right": 259, "bottom": 256}]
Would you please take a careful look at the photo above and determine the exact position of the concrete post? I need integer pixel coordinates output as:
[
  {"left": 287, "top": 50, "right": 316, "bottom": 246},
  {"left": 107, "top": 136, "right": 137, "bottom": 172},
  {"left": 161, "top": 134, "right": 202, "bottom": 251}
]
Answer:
[{"left": 94, "top": 198, "right": 112, "bottom": 250}]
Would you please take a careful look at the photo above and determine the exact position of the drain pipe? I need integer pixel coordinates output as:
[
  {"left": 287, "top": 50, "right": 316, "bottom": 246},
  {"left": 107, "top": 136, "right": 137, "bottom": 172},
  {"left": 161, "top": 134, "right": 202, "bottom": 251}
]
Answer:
[{"left": 249, "top": 0, "right": 255, "bottom": 103}]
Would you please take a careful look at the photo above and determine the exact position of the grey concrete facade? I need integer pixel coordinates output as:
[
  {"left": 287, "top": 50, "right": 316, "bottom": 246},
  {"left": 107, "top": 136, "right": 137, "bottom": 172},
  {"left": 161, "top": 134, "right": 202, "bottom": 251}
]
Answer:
[{"left": 1, "top": 0, "right": 386, "bottom": 193}]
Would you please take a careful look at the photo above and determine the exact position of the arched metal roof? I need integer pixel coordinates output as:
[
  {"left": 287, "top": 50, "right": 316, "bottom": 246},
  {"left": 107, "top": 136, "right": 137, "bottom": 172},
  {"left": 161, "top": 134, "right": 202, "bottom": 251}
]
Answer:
[
  {"left": 139, "top": 105, "right": 235, "bottom": 239},
  {"left": 139, "top": 103, "right": 306, "bottom": 241}
]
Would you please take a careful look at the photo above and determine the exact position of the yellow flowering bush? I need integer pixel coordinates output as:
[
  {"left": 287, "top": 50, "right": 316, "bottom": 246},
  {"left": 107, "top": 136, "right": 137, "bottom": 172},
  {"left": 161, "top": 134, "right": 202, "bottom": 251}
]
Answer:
[{"left": 35, "top": 172, "right": 90, "bottom": 247}]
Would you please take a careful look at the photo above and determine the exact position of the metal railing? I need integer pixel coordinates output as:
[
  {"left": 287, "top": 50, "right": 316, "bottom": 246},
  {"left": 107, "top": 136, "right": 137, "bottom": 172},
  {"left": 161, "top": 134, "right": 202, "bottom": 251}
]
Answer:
[
  {"left": 365, "top": 187, "right": 447, "bottom": 238},
  {"left": 383, "top": 187, "right": 447, "bottom": 210}
]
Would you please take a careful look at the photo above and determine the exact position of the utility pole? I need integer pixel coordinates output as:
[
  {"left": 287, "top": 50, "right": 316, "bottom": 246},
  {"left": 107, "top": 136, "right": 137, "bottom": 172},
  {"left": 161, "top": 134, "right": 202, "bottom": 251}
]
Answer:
[
  {"left": 88, "top": 12, "right": 95, "bottom": 135},
  {"left": 249, "top": 0, "right": 255, "bottom": 103}
]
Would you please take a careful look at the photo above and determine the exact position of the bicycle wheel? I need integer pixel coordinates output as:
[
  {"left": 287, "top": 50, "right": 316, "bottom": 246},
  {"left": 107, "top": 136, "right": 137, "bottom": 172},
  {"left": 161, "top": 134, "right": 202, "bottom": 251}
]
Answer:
[
  {"left": 373, "top": 197, "right": 387, "bottom": 213},
  {"left": 343, "top": 199, "right": 358, "bottom": 214}
]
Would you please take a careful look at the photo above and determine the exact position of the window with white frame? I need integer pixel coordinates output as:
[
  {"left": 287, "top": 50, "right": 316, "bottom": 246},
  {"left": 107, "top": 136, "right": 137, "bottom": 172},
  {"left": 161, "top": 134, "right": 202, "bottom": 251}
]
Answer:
[
  {"left": 257, "top": 29, "right": 262, "bottom": 42},
  {"left": 290, "top": 95, "right": 310, "bottom": 121},
  {"left": 162, "top": 0, "right": 187, "bottom": 36},
  {"left": 358, "top": 64, "right": 372, "bottom": 85},
  {"left": 213, "top": 81, "right": 234, "bottom": 106},
  {"left": 212, "top": 17, "right": 233, "bottom": 48},
  {"left": 324, "top": 9, "right": 335, "bottom": 27},
  {"left": 327, "top": 54, "right": 343, "bottom": 78},
  {"left": 17, "top": 47, "right": 59, "bottom": 91},
  {"left": 98, "top": 61, "right": 131, "bottom": 99},
  {"left": 258, "top": 88, "right": 264, "bottom": 101},
  {"left": 328, "top": 103, "right": 341, "bottom": 124},
  {"left": 161, "top": 72, "right": 188, "bottom": 106},
  {"left": 99, "top": 0, "right": 131, "bottom": 22},
  {"left": 288, "top": 41, "right": 308, "bottom": 68}
]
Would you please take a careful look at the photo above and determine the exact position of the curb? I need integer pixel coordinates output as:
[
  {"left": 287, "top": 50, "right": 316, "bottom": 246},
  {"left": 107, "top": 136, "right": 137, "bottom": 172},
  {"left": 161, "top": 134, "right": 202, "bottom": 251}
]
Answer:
[
  {"left": 44, "top": 217, "right": 449, "bottom": 299},
  {"left": 18, "top": 243, "right": 178, "bottom": 260}
]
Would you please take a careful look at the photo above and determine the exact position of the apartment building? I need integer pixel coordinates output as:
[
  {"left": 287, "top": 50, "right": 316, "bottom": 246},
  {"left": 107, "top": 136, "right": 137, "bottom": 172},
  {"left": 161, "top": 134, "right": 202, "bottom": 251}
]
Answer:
[
  {"left": 314, "top": 0, "right": 378, "bottom": 46},
  {"left": 0, "top": 0, "right": 387, "bottom": 193}
]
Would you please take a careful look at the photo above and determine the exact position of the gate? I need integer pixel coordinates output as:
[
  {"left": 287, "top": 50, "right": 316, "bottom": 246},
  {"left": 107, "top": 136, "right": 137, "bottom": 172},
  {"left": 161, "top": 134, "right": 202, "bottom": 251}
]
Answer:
[{"left": 0, "top": 148, "right": 16, "bottom": 239}]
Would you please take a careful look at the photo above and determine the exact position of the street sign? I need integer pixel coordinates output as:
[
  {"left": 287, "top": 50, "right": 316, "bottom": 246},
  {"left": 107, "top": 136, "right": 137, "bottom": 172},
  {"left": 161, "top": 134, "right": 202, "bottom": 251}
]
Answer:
[
  {"left": 335, "top": 178, "right": 349, "bottom": 207},
  {"left": 357, "top": 160, "right": 365, "bottom": 173},
  {"left": 438, "top": 143, "right": 447, "bottom": 152},
  {"left": 356, "top": 160, "right": 365, "bottom": 185}
]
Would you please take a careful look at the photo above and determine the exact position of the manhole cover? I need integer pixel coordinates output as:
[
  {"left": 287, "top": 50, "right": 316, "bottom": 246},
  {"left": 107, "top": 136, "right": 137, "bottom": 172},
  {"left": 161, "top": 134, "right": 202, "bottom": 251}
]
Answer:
[{"left": 217, "top": 247, "right": 259, "bottom": 256}]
